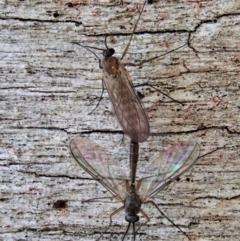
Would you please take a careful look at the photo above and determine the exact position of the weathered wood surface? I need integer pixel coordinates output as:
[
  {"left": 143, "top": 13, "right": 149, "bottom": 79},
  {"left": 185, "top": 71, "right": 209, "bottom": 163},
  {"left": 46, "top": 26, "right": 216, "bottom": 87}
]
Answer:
[{"left": 1, "top": 0, "right": 240, "bottom": 240}]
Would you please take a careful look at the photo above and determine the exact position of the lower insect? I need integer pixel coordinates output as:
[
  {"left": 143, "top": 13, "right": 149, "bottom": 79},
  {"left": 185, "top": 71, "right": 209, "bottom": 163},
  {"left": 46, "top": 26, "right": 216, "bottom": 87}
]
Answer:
[{"left": 70, "top": 138, "right": 204, "bottom": 240}]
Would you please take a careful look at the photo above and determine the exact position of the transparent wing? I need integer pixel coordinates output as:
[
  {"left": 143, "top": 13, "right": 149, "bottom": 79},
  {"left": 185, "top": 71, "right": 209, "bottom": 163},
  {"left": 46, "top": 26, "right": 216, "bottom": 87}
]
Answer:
[
  {"left": 70, "top": 138, "right": 129, "bottom": 201},
  {"left": 102, "top": 58, "right": 149, "bottom": 143},
  {"left": 137, "top": 142, "right": 200, "bottom": 201}
]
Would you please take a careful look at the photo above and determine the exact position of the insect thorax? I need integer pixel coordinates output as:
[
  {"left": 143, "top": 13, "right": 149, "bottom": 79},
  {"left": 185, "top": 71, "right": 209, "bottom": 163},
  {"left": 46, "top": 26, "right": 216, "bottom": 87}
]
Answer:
[
  {"left": 102, "top": 56, "right": 120, "bottom": 77},
  {"left": 124, "top": 192, "right": 142, "bottom": 216}
]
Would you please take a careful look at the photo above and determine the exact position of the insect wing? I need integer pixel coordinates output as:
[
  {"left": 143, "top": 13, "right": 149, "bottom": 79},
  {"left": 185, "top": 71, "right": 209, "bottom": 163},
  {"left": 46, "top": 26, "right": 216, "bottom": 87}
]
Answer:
[
  {"left": 103, "top": 61, "right": 150, "bottom": 143},
  {"left": 137, "top": 142, "right": 200, "bottom": 200},
  {"left": 70, "top": 138, "right": 129, "bottom": 201}
]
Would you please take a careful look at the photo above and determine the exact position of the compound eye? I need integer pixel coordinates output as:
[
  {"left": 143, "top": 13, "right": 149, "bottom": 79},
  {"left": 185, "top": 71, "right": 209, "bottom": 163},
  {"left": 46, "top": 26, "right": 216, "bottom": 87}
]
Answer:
[
  {"left": 125, "top": 215, "right": 139, "bottom": 223},
  {"left": 103, "top": 48, "right": 115, "bottom": 57}
]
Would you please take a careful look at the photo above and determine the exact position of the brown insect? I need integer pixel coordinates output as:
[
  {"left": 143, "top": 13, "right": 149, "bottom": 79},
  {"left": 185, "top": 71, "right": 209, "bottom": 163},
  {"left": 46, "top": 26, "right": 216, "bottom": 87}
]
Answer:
[
  {"left": 72, "top": 1, "right": 150, "bottom": 143},
  {"left": 72, "top": 1, "right": 191, "bottom": 143}
]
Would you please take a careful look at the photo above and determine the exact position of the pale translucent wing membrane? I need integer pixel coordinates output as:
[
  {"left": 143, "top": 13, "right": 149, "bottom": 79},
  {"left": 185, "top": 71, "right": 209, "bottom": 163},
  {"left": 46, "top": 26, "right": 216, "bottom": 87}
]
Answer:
[
  {"left": 103, "top": 62, "right": 149, "bottom": 143},
  {"left": 137, "top": 142, "right": 200, "bottom": 201},
  {"left": 70, "top": 138, "right": 129, "bottom": 201}
]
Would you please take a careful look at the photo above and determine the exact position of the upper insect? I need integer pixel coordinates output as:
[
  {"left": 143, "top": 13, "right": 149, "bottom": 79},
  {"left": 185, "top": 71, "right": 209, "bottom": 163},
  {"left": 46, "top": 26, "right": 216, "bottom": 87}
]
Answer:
[{"left": 72, "top": 1, "right": 150, "bottom": 143}]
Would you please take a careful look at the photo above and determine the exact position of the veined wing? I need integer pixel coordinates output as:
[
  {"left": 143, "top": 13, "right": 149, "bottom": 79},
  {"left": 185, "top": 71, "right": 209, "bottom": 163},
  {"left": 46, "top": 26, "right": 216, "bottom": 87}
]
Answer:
[
  {"left": 70, "top": 138, "right": 129, "bottom": 201},
  {"left": 102, "top": 57, "right": 149, "bottom": 143},
  {"left": 137, "top": 142, "right": 200, "bottom": 201}
]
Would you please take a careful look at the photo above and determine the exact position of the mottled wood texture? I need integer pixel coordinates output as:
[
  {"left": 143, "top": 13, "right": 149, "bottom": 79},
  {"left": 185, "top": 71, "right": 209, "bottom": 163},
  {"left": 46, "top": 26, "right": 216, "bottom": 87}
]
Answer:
[{"left": 1, "top": 0, "right": 240, "bottom": 240}]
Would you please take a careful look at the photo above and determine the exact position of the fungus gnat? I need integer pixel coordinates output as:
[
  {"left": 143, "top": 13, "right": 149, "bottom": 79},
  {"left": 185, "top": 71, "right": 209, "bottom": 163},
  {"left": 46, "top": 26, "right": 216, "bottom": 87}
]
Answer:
[
  {"left": 73, "top": 1, "right": 149, "bottom": 143},
  {"left": 70, "top": 138, "right": 203, "bottom": 240}
]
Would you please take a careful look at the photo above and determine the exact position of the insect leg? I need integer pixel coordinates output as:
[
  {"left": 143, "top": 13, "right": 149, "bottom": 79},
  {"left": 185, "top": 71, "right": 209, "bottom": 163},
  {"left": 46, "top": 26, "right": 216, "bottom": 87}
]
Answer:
[
  {"left": 124, "top": 81, "right": 183, "bottom": 106},
  {"left": 97, "top": 206, "right": 125, "bottom": 241},
  {"left": 125, "top": 180, "right": 130, "bottom": 192},
  {"left": 89, "top": 79, "right": 105, "bottom": 115},
  {"left": 122, "top": 36, "right": 194, "bottom": 67},
  {"left": 81, "top": 196, "right": 114, "bottom": 203},
  {"left": 135, "top": 180, "right": 142, "bottom": 193},
  {"left": 140, "top": 209, "right": 150, "bottom": 222},
  {"left": 145, "top": 200, "right": 191, "bottom": 240},
  {"left": 199, "top": 146, "right": 224, "bottom": 159},
  {"left": 134, "top": 209, "right": 150, "bottom": 235},
  {"left": 120, "top": 38, "right": 195, "bottom": 105},
  {"left": 121, "top": 1, "right": 147, "bottom": 60},
  {"left": 147, "top": 84, "right": 184, "bottom": 105}
]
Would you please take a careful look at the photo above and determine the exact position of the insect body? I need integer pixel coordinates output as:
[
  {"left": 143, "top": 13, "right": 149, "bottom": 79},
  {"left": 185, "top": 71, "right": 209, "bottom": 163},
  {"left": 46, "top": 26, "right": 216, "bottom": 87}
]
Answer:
[
  {"left": 70, "top": 138, "right": 200, "bottom": 240},
  {"left": 101, "top": 47, "right": 150, "bottom": 143},
  {"left": 73, "top": 1, "right": 150, "bottom": 143}
]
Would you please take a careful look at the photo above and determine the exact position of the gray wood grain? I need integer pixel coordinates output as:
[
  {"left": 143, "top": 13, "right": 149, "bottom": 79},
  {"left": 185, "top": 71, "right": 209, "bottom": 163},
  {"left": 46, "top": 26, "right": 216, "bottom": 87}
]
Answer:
[{"left": 1, "top": 0, "right": 240, "bottom": 240}]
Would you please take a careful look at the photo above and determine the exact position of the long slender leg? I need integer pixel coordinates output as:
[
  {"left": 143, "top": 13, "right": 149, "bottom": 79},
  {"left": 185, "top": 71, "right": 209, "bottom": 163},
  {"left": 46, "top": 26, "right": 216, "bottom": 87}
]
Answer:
[
  {"left": 89, "top": 79, "right": 105, "bottom": 115},
  {"left": 132, "top": 83, "right": 183, "bottom": 105},
  {"left": 96, "top": 206, "right": 125, "bottom": 241},
  {"left": 123, "top": 36, "right": 194, "bottom": 67},
  {"left": 140, "top": 209, "right": 150, "bottom": 223},
  {"left": 81, "top": 196, "right": 114, "bottom": 203},
  {"left": 145, "top": 200, "right": 191, "bottom": 240},
  {"left": 136, "top": 179, "right": 142, "bottom": 193},
  {"left": 125, "top": 180, "right": 130, "bottom": 192},
  {"left": 199, "top": 146, "right": 223, "bottom": 158},
  {"left": 121, "top": 39, "right": 194, "bottom": 105},
  {"left": 71, "top": 42, "right": 106, "bottom": 114},
  {"left": 135, "top": 209, "right": 150, "bottom": 234},
  {"left": 120, "top": 132, "right": 125, "bottom": 145},
  {"left": 147, "top": 84, "right": 183, "bottom": 105},
  {"left": 121, "top": 1, "right": 147, "bottom": 60}
]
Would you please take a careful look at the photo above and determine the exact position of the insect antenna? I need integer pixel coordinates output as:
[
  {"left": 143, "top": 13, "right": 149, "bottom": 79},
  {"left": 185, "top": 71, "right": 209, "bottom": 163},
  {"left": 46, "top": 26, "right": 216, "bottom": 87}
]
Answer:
[
  {"left": 102, "top": 36, "right": 115, "bottom": 57},
  {"left": 132, "top": 222, "right": 137, "bottom": 241},
  {"left": 72, "top": 42, "right": 102, "bottom": 61},
  {"left": 104, "top": 36, "right": 110, "bottom": 50},
  {"left": 122, "top": 222, "right": 131, "bottom": 241}
]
